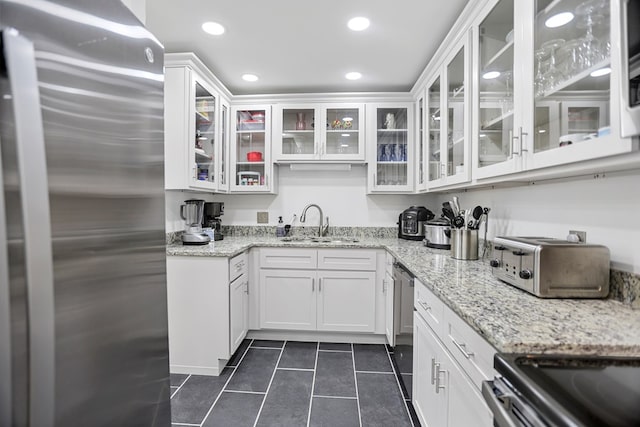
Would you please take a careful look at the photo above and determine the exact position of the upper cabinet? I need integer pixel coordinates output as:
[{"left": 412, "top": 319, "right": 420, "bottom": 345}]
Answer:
[
  {"left": 367, "top": 103, "right": 414, "bottom": 193},
  {"left": 472, "top": 0, "right": 636, "bottom": 180},
  {"left": 230, "top": 105, "right": 277, "bottom": 193},
  {"left": 164, "top": 54, "right": 230, "bottom": 192},
  {"left": 425, "top": 35, "right": 472, "bottom": 189},
  {"left": 416, "top": 95, "right": 428, "bottom": 192},
  {"left": 272, "top": 103, "right": 365, "bottom": 162}
]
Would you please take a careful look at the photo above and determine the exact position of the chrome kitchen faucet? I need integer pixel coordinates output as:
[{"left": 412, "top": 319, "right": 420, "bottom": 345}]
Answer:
[{"left": 300, "top": 204, "right": 329, "bottom": 237}]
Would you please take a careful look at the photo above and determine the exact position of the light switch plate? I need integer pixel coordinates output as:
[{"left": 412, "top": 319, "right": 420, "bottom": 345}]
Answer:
[{"left": 257, "top": 211, "right": 269, "bottom": 224}]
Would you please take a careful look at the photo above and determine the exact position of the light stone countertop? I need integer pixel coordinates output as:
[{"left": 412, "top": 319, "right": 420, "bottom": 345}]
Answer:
[{"left": 167, "top": 237, "right": 640, "bottom": 356}]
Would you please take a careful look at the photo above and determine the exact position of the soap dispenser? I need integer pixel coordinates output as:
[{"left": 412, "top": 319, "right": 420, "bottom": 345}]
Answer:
[{"left": 276, "top": 216, "right": 286, "bottom": 237}]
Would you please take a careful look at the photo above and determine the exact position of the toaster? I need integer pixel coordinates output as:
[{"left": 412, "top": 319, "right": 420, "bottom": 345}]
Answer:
[{"left": 489, "top": 236, "right": 610, "bottom": 298}]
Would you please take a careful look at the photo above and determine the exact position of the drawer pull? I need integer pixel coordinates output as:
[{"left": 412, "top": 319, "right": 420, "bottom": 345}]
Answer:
[
  {"left": 435, "top": 363, "right": 446, "bottom": 394},
  {"left": 418, "top": 299, "right": 431, "bottom": 311},
  {"left": 451, "top": 336, "right": 474, "bottom": 358},
  {"left": 431, "top": 358, "right": 437, "bottom": 385}
]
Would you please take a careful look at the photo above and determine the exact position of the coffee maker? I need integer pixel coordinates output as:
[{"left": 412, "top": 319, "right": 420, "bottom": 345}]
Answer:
[
  {"left": 180, "top": 199, "right": 211, "bottom": 245},
  {"left": 203, "top": 202, "right": 224, "bottom": 241}
]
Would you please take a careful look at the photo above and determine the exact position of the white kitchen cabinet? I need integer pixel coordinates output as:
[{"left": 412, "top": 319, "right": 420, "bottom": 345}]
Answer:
[
  {"left": 164, "top": 53, "right": 230, "bottom": 192},
  {"left": 316, "top": 270, "right": 376, "bottom": 332},
  {"left": 259, "top": 269, "right": 317, "bottom": 330},
  {"left": 166, "top": 251, "right": 249, "bottom": 376},
  {"left": 413, "top": 278, "right": 494, "bottom": 427},
  {"left": 384, "top": 269, "right": 395, "bottom": 346},
  {"left": 367, "top": 103, "right": 415, "bottom": 193},
  {"left": 230, "top": 105, "right": 277, "bottom": 193},
  {"left": 229, "top": 272, "right": 248, "bottom": 354},
  {"left": 472, "top": 0, "right": 636, "bottom": 181},
  {"left": 425, "top": 34, "right": 472, "bottom": 189},
  {"left": 416, "top": 94, "right": 428, "bottom": 192},
  {"left": 258, "top": 248, "right": 378, "bottom": 333},
  {"left": 273, "top": 103, "right": 365, "bottom": 162}
]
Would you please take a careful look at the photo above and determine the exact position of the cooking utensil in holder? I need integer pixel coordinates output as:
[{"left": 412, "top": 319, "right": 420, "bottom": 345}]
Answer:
[{"left": 451, "top": 229, "right": 478, "bottom": 260}]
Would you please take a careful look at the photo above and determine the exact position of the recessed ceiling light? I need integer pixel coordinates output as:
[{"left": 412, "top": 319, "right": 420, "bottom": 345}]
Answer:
[
  {"left": 345, "top": 72, "right": 362, "bottom": 80},
  {"left": 342, "top": 117, "right": 353, "bottom": 121},
  {"left": 482, "top": 71, "right": 501, "bottom": 80},
  {"left": 538, "top": 129, "right": 547, "bottom": 133},
  {"left": 479, "top": 133, "right": 486, "bottom": 138},
  {"left": 590, "top": 67, "right": 611, "bottom": 77},
  {"left": 545, "top": 12, "right": 574, "bottom": 28},
  {"left": 347, "top": 17, "right": 370, "bottom": 31},
  {"left": 201, "top": 21, "right": 225, "bottom": 35},
  {"left": 242, "top": 74, "right": 259, "bottom": 82}
]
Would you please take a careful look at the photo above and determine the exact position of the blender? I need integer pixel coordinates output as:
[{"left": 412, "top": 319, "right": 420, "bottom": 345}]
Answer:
[{"left": 180, "top": 199, "right": 211, "bottom": 245}]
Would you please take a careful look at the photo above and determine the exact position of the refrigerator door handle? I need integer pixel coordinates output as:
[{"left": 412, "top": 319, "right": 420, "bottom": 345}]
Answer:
[
  {"left": 0, "top": 86, "right": 12, "bottom": 427},
  {"left": 3, "top": 28, "right": 56, "bottom": 427}
]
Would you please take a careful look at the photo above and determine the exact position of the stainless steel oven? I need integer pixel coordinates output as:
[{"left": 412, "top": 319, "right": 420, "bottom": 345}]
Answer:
[
  {"left": 482, "top": 353, "right": 640, "bottom": 427},
  {"left": 620, "top": 0, "right": 640, "bottom": 137}
]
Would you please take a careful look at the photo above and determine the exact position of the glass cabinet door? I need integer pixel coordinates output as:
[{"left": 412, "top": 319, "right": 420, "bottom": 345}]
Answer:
[
  {"left": 194, "top": 82, "right": 216, "bottom": 185},
  {"left": 324, "top": 107, "right": 362, "bottom": 158},
  {"left": 428, "top": 77, "right": 442, "bottom": 183},
  {"left": 280, "top": 107, "right": 316, "bottom": 158},
  {"left": 374, "top": 107, "right": 409, "bottom": 188},
  {"left": 446, "top": 47, "right": 466, "bottom": 178},
  {"left": 218, "top": 100, "right": 229, "bottom": 191},
  {"left": 476, "top": 0, "right": 516, "bottom": 175},
  {"left": 416, "top": 95, "right": 426, "bottom": 190},
  {"left": 531, "top": 0, "right": 611, "bottom": 161},
  {"left": 235, "top": 108, "right": 267, "bottom": 188}
]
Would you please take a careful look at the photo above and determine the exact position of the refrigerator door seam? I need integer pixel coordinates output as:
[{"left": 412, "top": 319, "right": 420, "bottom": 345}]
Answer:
[{"left": 3, "top": 28, "right": 55, "bottom": 427}]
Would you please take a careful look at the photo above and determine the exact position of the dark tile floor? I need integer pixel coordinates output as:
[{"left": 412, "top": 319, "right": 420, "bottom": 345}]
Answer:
[{"left": 170, "top": 339, "right": 420, "bottom": 427}]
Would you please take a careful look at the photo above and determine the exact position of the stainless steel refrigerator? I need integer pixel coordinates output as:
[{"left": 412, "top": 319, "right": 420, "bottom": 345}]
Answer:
[{"left": 0, "top": 1, "right": 170, "bottom": 426}]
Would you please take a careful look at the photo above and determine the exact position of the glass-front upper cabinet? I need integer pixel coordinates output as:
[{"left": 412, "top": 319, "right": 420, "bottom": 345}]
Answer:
[
  {"left": 527, "top": 0, "right": 623, "bottom": 169},
  {"left": 273, "top": 103, "right": 365, "bottom": 162},
  {"left": 416, "top": 95, "right": 427, "bottom": 191},
  {"left": 217, "top": 98, "right": 230, "bottom": 192},
  {"left": 193, "top": 82, "right": 217, "bottom": 188},
  {"left": 367, "top": 103, "right": 414, "bottom": 193},
  {"left": 473, "top": 0, "right": 520, "bottom": 179},
  {"left": 230, "top": 105, "right": 276, "bottom": 193},
  {"left": 426, "top": 36, "right": 471, "bottom": 189}
]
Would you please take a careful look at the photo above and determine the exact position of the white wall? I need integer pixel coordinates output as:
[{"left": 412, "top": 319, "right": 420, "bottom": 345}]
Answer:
[
  {"left": 121, "top": 0, "right": 146, "bottom": 23},
  {"left": 165, "top": 166, "right": 433, "bottom": 232},
  {"left": 435, "top": 170, "right": 640, "bottom": 274}
]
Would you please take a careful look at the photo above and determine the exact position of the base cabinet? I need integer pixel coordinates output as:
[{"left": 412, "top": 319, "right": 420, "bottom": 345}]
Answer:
[
  {"left": 258, "top": 248, "right": 378, "bottom": 333},
  {"left": 229, "top": 272, "right": 249, "bottom": 354},
  {"left": 413, "top": 279, "right": 493, "bottom": 427}
]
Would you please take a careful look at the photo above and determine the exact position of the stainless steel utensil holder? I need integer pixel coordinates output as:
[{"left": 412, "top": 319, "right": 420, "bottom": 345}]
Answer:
[{"left": 451, "top": 229, "right": 478, "bottom": 260}]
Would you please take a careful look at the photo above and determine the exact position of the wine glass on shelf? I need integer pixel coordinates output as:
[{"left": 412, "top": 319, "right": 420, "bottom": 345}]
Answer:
[
  {"left": 575, "top": 0, "right": 608, "bottom": 69},
  {"left": 540, "top": 39, "right": 565, "bottom": 94},
  {"left": 499, "top": 71, "right": 513, "bottom": 117},
  {"left": 535, "top": 47, "right": 550, "bottom": 97}
]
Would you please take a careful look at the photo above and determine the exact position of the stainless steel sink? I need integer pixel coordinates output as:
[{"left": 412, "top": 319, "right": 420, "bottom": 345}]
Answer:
[{"left": 281, "top": 236, "right": 359, "bottom": 243}]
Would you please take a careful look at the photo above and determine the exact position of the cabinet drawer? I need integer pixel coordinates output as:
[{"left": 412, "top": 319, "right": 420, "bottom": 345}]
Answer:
[
  {"left": 442, "top": 304, "right": 495, "bottom": 391},
  {"left": 317, "top": 249, "right": 376, "bottom": 271},
  {"left": 260, "top": 248, "right": 318, "bottom": 270},
  {"left": 414, "top": 278, "right": 444, "bottom": 336},
  {"left": 230, "top": 252, "right": 248, "bottom": 282}
]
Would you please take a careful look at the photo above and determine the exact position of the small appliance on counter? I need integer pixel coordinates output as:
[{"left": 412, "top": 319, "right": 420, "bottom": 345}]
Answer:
[
  {"left": 489, "top": 236, "right": 610, "bottom": 298},
  {"left": 202, "top": 201, "right": 224, "bottom": 241},
  {"left": 398, "top": 206, "right": 434, "bottom": 240},
  {"left": 180, "top": 199, "right": 211, "bottom": 245},
  {"left": 423, "top": 217, "right": 451, "bottom": 249}
]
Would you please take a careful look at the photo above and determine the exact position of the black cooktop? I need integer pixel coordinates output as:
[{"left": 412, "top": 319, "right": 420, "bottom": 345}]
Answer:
[{"left": 495, "top": 353, "right": 640, "bottom": 427}]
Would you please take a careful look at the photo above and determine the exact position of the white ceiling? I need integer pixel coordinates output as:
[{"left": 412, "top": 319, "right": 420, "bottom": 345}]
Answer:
[{"left": 146, "top": 0, "right": 470, "bottom": 95}]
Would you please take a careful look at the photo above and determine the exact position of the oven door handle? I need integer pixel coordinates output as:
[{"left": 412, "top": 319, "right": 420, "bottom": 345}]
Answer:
[{"left": 481, "top": 380, "right": 519, "bottom": 427}]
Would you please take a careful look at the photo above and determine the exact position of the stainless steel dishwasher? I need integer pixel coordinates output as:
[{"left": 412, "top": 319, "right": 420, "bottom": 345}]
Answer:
[{"left": 390, "top": 261, "right": 415, "bottom": 399}]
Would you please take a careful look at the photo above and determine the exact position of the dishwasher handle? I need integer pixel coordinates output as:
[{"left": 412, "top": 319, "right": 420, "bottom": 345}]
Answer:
[{"left": 481, "top": 380, "right": 519, "bottom": 427}]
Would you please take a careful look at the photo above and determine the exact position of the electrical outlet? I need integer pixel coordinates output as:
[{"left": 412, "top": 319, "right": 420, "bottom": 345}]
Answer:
[
  {"left": 257, "top": 211, "right": 269, "bottom": 224},
  {"left": 569, "top": 230, "right": 587, "bottom": 243}
]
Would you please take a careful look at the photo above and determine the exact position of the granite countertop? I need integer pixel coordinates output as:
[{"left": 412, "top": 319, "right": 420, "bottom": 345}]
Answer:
[{"left": 166, "top": 237, "right": 640, "bottom": 356}]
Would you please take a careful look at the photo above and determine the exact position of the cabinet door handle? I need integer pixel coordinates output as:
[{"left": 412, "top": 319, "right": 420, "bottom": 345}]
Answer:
[
  {"left": 373, "top": 173, "right": 376, "bottom": 186},
  {"left": 435, "top": 364, "right": 446, "bottom": 394},
  {"left": 318, "top": 277, "right": 322, "bottom": 292},
  {"left": 431, "top": 358, "right": 437, "bottom": 385},
  {"left": 440, "top": 163, "right": 446, "bottom": 178},
  {"left": 418, "top": 299, "right": 430, "bottom": 311},
  {"left": 451, "top": 336, "right": 474, "bottom": 358},
  {"left": 244, "top": 281, "right": 249, "bottom": 294},
  {"left": 312, "top": 278, "right": 315, "bottom": 292},
  {"left": 519, "top": 127, "right": 528, "bottom": 154}
]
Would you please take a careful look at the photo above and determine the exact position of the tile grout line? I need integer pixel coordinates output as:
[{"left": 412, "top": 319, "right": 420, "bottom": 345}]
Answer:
[
  {"left": 351, "top": 343, "right": 363, "bottom": 427},
  {"left": 355, "top": 370, "right": 395, "bottom": 375},
  {"left": 171, "top": 423, "right": 201, "bottom": 427},
  {"left": 305, "top": 341, "right": 320, "bottom": 427},
  {"left": 197, "top": 339, "right": 254, "bottom": 427},
  {"left": 313, "top": 395, "right": 358, "bottom": 400},
  {"left": 252, "top": 340, "right": 287, "bottom": 427},
  {"left": 277, "top": 367, "right": 315, "bottom": 372},
  {"left": 249, "top": 346, "right": 283, "bottom": 350},
  {"left": 222, "top": 390, "right": 266, "bottom": 395},
  {"left": 384, "top": 344, "right": 415, "bottom": 427},
  {"left": 317, "top": 349, "right": 352, "bottom": 353},
  {"left": 170, "top": 374, "right": 191, "bottom": 400}
]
